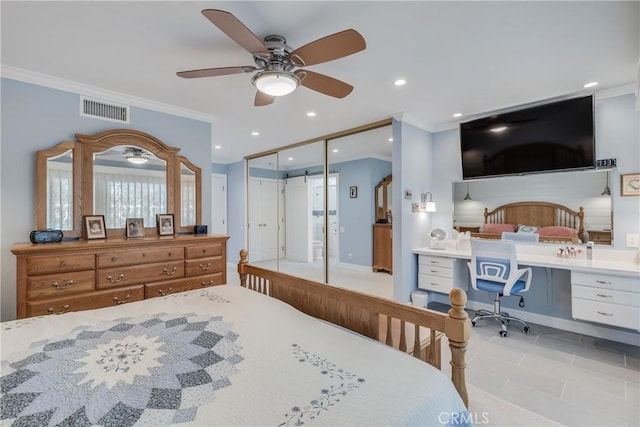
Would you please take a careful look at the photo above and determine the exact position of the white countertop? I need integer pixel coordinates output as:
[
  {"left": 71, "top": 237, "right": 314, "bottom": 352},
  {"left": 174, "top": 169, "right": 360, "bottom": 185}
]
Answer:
[{"left": 414, "top": 241, "right": 640, "bottom": 277}]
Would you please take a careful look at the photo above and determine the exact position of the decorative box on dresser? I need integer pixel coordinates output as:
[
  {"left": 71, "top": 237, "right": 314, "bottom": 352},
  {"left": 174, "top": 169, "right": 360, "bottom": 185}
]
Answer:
[
  {"left": 12, "top": 234, "right": 229, "bottom": 319},
  {"left": 372, "top": 223, "right": 392, "bottom": 274}
]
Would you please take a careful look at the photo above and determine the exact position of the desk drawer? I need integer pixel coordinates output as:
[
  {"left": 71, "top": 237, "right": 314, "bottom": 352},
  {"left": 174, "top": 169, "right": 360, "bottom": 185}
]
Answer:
[
  {"left": 572, "top": 298, "right": 640, "bottom": 330},
  {"left": 418, "top": 264, "right": 453, "bottom": 279},
  {"left": 572, "top": 284, "right": 640, "bottom": 307},
  {"left": 418, "top": 274, "right": 454, "bottom": 293},
  {"left": 419, "top": 255, "right": 454, "bottom": 269},
  {"left": 571, "top": 272, "right": 638, "bottom": 292}
]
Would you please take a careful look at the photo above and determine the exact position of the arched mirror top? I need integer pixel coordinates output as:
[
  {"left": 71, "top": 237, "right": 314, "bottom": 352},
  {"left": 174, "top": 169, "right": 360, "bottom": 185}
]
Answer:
[
  {"left": 375, "top": 174, "right": 392, "bottom": 223},
  {"left": 36, "top": 129, "right": 202, "bottom": 239}
]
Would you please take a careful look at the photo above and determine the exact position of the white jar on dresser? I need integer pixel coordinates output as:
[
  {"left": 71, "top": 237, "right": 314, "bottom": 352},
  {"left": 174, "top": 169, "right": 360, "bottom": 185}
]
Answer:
[
  {"left": 417, "top": 255, "right": 468, "bottom": 294},
  {"left": 571, "top": 271, "right": 640, "bottom": 331}
]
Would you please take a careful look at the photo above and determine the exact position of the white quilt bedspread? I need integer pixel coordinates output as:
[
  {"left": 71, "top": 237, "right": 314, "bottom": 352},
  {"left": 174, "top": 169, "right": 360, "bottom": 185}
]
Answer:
[{"left": 1, "top": 285, "right": 469, "bottom": 426}]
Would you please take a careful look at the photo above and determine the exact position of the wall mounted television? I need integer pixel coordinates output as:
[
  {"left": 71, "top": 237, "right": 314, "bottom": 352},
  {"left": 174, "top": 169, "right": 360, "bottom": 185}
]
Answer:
[{"left": 460, "top": 95, "right": 595, "bottom": 179}]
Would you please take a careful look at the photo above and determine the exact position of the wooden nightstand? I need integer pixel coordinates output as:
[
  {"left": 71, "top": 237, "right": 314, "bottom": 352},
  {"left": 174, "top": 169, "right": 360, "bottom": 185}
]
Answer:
[{"left": 587, "top": 230, "right": 612, "bottom": 245}]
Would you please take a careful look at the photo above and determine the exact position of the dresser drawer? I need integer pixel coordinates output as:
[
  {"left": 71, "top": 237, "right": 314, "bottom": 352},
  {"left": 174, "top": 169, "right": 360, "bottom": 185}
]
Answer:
[
  {"left": 96, "top": 260, "right": 184, "bottom": 289},
  {"left": 418, "top": 255, "right": 454, "bottom": 269},
  {"left": 185, "top": 243, "right": 224, "bottom": 259},
  {"left": 185, "top": 256, "right": 225, "bottom": 277},
  {"left": 572, "top": 298, "right": 640, "bottom": 330},
  {"left": 571, "top": 272, "right": 639, "bottom": 293},
  {"left": 97, "top": 247, "right": 184, "bottom": 268},
  {"left": 27, "top": 270, "right": 95, "bottom": 299},
  {"left": 26, "top": 254, "right": 95, "bottom": 275},
  {"left": 572, "top": 284, "right": 640, "bottom": 307},
  {"left": 145, "top": 273, "right": 225, "bottom": 299},
  {"left": 26, "top": 285, "right": 144, "bottom": 317},
  {"left": 418, "top": 274, "right": 454, "bottom": 293}
]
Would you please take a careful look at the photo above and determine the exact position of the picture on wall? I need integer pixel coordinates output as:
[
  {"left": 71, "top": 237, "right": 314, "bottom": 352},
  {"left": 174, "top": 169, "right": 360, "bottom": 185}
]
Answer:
[{"left": 621, "top": 173, "right": 640, "bottom": 196}]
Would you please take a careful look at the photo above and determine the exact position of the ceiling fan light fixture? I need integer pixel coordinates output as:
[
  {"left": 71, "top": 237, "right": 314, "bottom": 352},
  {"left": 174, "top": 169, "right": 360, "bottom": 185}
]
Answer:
[
  {"left": 253, "top": 71, "right": 299, "bottom": 97},
  {"left": 125, "top": 148, "right": 149, "bottom": 164}
]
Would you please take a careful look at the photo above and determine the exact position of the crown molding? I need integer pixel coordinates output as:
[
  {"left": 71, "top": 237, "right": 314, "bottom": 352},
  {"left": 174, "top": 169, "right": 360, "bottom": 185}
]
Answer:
[{"left": 1, "top": 65, "right": 218, "bottom": 124}]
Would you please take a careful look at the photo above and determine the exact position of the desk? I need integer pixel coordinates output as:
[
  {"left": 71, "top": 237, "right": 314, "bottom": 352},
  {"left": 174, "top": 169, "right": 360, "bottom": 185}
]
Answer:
[{"left": 413, "top": 243, "right": 640, "bottom": 342}]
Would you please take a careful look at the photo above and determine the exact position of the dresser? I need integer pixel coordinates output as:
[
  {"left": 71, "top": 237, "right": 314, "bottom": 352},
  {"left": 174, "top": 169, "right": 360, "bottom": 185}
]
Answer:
[
  {"left": 372, "top": 223, "right": 392, "bottom": 273},
  {"left": 417, "top": 254, "right": 468, "bottom": 294},
  {"left": 12, "top": 234, "right": 229, "bottom": 319},
  {"left": 571, "top": 271, "right": 640, "bottom": 330}
]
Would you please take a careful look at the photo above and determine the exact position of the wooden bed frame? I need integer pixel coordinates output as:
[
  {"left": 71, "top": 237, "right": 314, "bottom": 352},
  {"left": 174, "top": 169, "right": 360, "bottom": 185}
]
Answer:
[
  {"left": 473, "top": 201, "right": 584, "bottom": 243},
  {"left": 237, "top": 249, "right": 471, "bottom": 407}
]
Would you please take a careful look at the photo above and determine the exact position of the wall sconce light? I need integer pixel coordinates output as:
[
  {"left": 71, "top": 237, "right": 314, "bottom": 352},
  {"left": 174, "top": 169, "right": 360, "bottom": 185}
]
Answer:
[{"left": 421, "top": 192, "right": 436, "bottom": 212}]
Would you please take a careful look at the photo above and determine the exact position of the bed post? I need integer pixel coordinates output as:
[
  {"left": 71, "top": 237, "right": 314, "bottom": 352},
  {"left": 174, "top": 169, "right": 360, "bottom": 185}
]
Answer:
[
  {"left": 238, "top": 249, "right": 248, "bottom": 288},
  {"left": 445, "top": 288, "right": 471, "bottom": 408}
]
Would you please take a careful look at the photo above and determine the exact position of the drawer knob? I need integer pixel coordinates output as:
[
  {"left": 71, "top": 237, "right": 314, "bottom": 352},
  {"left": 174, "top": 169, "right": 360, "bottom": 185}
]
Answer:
[
  {"left": 47, "top": 304, "right": 69, "bottom": 315},
  {"left": 59, "top": 261, "right": 67, "bottom": 267},
  {"left": 597, "top": 311, "right": 613, "bottom": 317},
  {"left": 158, "top": 287, "right": 173, "bottom": 296},
  {"left": 201, "top": 280, "right": 214, "bottom": 288},
  {"left": 113, "top": 294, "right": 131, "bottom": 305},
  {"left": 106, "top": 274, "right": 125, "bottom": 283},
  {"left": 199, "top": 262, "right": 212, "bottom": 271},
  {"left": 596, "top": 293, "right": 613, "bottom": 298},
  {"left": 111, "top": 257, "right": 118, "bottom": 262},
  {"left": 430, "top": 269, "right": 439, "bottom": 273},
  {"left": 51, "top": 280, "right": 74, "bottom": 290},
  {"left": 596, "top": 280, "right": 612, "bottom": 285},
  {"left": 163, "top": 267, "right": 178, "bottom": 276},
  {"left": 202, "top": 249, "right": 207, "bottom": 253},
  {"left": 430, "top": 282, "right": 439, "bottom": 286}
]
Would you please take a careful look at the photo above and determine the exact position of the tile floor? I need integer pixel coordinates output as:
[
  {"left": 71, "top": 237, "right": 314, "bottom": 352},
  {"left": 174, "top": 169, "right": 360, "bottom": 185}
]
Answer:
[{"left": 226, "top": 262, "right": 640, "bottom": 426}]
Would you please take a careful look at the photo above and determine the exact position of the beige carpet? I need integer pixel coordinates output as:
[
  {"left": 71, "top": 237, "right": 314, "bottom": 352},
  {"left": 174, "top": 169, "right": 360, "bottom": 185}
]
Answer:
[{"left": 468, "top": 384, "right": 563, "bottom": 427}]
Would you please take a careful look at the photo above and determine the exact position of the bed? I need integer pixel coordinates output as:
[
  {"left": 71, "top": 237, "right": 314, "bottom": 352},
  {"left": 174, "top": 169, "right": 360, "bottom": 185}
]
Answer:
[
  {"left": 0, "top": 250, "right": 471, "bottom": 426},
  {"left": 470, "top": 201, "right": 585, "bottom": 243}
]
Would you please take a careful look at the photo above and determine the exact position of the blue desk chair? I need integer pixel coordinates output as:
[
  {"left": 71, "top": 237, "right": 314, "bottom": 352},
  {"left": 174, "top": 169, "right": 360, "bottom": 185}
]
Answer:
[
  {"left": 468, "top": 239, "right": 532, "bottom": 337},
  {"left": 501, "top": 231, "right": 540, "bottom": 243}
]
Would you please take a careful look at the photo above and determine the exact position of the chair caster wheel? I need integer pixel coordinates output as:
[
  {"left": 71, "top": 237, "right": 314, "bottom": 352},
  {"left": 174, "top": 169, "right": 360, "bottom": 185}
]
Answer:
[
  {"left": 499, "top": 330, "right": 508, "bottom": 337},
  {"left": 471, "top": 321, "right": 476, "bottom": 327},
  {"left": 523, "top": 326, "right": 530, "bottom": 334}
]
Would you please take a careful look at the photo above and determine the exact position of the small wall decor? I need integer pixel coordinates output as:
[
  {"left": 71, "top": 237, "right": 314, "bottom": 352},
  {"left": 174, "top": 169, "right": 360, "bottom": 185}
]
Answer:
[
  {"left": 157, "top": 214, "right": 175, "bottom": 235},
  {"left": 404, "top": 189, "right": 412, "bottom": 199},
  {"left": 621, "top": 173, "right": 640, "bottom": 196},
  {"left": 349, "top": 186, "right": 358, "bottom": 198},
  {"left": 84, "top": 215, "right": 106, "bottom": 239},
  {"left": 126, "top": 218, "right": 144, "bottom": 238}
]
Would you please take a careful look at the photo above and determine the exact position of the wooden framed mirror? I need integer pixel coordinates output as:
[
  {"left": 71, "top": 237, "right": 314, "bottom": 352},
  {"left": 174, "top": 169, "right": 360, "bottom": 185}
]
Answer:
[
  {"left": 375, "top": 174, "right": 392, "bottom": 222},
  {"left": 36, "top": 129, "right": 202, "bottom": 239}
]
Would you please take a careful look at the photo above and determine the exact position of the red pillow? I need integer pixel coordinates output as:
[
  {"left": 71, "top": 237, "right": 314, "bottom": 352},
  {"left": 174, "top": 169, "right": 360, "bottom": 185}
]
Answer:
[
  {"left": 482, "top": 223, "right": 517, "bottom": 234},
  {"left": 537, "top": 226, "right": 576, "bottom": 237}
]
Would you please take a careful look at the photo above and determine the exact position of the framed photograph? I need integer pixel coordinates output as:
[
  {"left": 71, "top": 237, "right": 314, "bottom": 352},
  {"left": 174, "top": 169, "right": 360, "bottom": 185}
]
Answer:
[
  {"left": 157, "top": 214, "right": 175, "bottom": 235},
  {"left": 349, "top": 186, "right": 358, "bottom": 198},
  {"left": 84, "top": 215, "right": 106, "bottom": 239},
  {"left": 621, "top": 173, "right": 640, "bottom": 197},
  {"left": 126, "top": 218, "right": 144, "bottom": 238}
]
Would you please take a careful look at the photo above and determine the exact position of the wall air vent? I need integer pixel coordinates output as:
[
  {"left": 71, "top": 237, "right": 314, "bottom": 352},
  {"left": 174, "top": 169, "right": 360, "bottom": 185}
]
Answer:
[{"left": 80, "top": 96, "right": 130, "bottom": 123}]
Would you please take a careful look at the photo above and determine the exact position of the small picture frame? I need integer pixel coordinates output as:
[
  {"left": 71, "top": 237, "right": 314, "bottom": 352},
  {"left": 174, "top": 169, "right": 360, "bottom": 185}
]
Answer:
[
  {"left": 157, "top": 214, "right": 175, "bottom": 235},
  {"left": 126, "top": 218, "right": 144, "bottom": 238},
  {"left": 84, "top": 215, "right": 106, "bottom": 239},
  {"left": 621, "top": 173, "right": 640, "bottom": 197},
  {"left": 349, "top": 186, "right": 358, "bottom": 198}
]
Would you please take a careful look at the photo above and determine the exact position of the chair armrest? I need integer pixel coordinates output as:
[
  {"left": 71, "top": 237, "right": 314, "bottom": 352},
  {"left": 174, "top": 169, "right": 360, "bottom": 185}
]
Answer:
[{"left": 503, "top": 266, "right": 533, "bottom": 295}]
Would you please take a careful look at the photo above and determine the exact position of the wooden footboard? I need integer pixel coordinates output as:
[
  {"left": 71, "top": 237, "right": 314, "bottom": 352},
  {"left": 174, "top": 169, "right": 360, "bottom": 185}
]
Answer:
[{"left": 237, "top": 249, "right": 471, "bottom": 407}]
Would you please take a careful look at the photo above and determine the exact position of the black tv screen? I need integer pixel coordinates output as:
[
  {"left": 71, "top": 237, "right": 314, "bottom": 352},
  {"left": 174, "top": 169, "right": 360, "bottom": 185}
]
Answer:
[{"left": 460, "top": 95, "right": 595, "bottom": 179}]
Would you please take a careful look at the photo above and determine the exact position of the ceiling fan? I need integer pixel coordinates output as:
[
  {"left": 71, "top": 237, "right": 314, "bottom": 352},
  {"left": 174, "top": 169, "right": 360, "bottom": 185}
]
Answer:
[{"left": 177, "top": 9, "right": 366, "bottom": 106}]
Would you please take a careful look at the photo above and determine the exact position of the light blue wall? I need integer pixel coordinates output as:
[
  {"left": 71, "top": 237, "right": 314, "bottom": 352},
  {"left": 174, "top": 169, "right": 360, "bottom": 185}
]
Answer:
[
  {"left": 1, "top": 78, "right": 213, "bottom": 321},
  {"left": 212, "top": 163, "right": 228, "bottom": 174},
  {"left": 226, "top": 160, "right": 245, "bottom": 263}
]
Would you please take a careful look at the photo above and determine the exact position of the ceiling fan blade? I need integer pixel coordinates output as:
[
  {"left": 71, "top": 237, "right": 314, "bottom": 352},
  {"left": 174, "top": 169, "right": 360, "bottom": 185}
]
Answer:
[
  {"left": 289, "top": 29, "right": 366, "bottom": 67},
  {"left": 295, "top": 70, "right": 353, "bottom": 98},
  {"left": 202, "top": 9, "right": 269, "bottom": 56},
  {"left": 177, "top": 66, "right": 257, "bottom": 79},
  {"left": 255, "top": 91, "right": 275, "bottom": 106}
]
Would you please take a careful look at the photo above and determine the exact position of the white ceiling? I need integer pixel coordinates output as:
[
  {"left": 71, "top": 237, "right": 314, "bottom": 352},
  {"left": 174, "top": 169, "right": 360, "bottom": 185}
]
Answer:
[{"left": 2, "top": 1, "right": 638, "bottom": 165}]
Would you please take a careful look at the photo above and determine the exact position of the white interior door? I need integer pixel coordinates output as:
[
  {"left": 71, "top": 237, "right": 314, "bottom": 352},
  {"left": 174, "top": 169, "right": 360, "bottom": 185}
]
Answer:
[
  {"left": 328, "top": 173, "right": 339, "bottom": 259},
  {"left": 285, "top": 176, "right": 311, "bottom": 262},
  {"left": 248, "top": 178, "right": 262, "bottom": 262},
  {"left": 259, "top": 179, "right": 279, "bottom": 261},
  {"left": 211, "top": 173, "right": 227, "bottom": 234}
]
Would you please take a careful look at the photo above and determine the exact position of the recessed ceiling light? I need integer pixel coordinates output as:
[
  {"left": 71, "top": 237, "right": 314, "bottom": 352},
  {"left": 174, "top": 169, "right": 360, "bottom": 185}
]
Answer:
[
  {"left": 584, "top": 81, "right": 598, "bottom": 88},
  {"left": 490, "top": 126, "right": 507, "bottom": 133},
  {"left": 388, "top": 138, "right": 393, "bottom": 142},
  {"left": 214, "top": 145, "right": 222, "bottom": 150},
  {"left": 251, "top": 131, "right": 259, "bottom": 136},
  {"left": 306, "top": 111, "right": 316, "bottom": 117},
  {"left": 287, "top": 157, "right": 294, "bottom": 161},
  {"left": 453, "top": 113, "right": 463, "bottom": 118},
  {"left": 394, "top": 79, "right": 406, "bottom": 86},
  {"left": 332, "top": 149, "right": 339, "bottom": 153}
]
